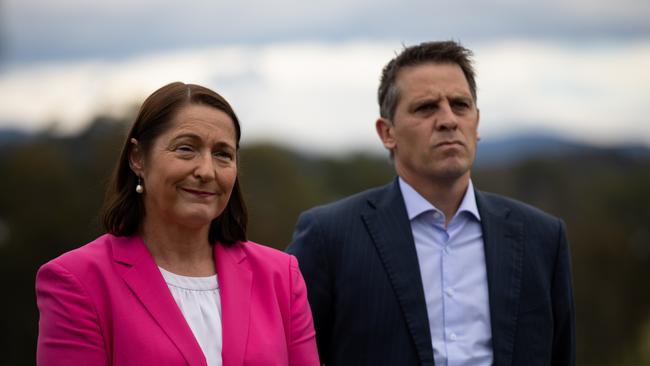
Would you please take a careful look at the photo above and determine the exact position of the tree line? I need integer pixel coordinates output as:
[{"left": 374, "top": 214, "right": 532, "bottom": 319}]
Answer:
[{"left": 0, "top": 115, "right": 648, "bottom": 365}]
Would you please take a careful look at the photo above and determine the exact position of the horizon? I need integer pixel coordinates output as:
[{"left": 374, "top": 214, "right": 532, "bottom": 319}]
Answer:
[{"left": 2, "top": 121, "right": 648, "bottom": 161}]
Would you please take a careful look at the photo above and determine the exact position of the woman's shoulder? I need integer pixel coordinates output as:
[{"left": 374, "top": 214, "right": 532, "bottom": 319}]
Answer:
[
  {"left": 38, "top": 233, "right": 121, "bottom": 277},
  {"left": 234, "top": 240, "right": 298, "bottom": 271}
]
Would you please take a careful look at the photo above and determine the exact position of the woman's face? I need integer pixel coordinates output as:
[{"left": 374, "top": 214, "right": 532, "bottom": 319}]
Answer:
[{"left": 131, "top": 103, "right": 238, "bottom": 231}]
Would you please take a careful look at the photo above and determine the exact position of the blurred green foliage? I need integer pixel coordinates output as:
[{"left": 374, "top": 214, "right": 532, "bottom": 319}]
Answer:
[{"left": 0, "top": 116, "right": 649, "bottom": 365}]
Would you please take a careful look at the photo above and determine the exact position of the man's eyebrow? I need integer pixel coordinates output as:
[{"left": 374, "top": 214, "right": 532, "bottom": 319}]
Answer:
[
  {"left": 450, "top": 95, "right": 473, "bottom": 102},
  {"left": 412, "top": 96, "right": 441, "bottom": 105}
]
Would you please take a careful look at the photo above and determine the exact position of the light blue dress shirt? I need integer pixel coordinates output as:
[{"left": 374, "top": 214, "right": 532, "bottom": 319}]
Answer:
[{"left": 399, "top": 178, "right": 493, "bottom": 366}]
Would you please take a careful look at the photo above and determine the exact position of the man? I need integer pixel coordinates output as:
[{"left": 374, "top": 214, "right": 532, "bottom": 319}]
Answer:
[{"left": 287, "top": 41, "right": 575, "bottom": 366}]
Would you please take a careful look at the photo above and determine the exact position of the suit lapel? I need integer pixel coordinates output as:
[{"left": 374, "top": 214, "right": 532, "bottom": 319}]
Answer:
[
  {"left": 361, "top": 180, "right": 435, "bottom": 365},
  {"left": 476, "top": 191, "right": 524, "bottom": 366},
  {"left": 111, "top": 235, "right": 207, "bottom": 366},
  {"left": 216, "top": 242, "right": 252, "bottom": 366}
]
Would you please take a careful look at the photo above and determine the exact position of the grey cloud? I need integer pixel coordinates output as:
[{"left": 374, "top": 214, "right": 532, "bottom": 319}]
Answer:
[{"left": 2, "top": 0, "right": 649, "bottom": 64}]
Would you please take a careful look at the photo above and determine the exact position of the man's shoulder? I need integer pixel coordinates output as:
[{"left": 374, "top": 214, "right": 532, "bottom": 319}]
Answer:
[
  {"left": 301, "top": 181, "right": 394, "bottom": 220},
  {"left": 477, "top": 190, "right": 561, "bottom": 225}
]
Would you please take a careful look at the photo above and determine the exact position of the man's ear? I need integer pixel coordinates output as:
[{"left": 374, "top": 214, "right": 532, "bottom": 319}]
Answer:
[
  {"left": 476, "top": 108, "right": 481, "bottom": 141},
  {"left": 128, "top": 138, "right": 145, "bottom": 176},
  {"left": 375, "top": 118, "right": 396, "bottom": 150}
]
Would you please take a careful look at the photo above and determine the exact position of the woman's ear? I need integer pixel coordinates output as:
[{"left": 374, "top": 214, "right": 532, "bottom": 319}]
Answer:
[{"left": 128, "top": 138, "right": 144, "bottom": 176}]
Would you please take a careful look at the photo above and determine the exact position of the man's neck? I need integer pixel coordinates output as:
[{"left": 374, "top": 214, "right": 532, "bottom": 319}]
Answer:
[{"left": 399, "top": 172, "right": 470, "bottom": 226}]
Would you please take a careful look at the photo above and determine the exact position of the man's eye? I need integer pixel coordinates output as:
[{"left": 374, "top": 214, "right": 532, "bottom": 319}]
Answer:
[
  {"left": 416, "top": 103, "right": 436, "bottom": 112},
  {"left": 177, "top": 145, "right": 194, "bottom": 152}
]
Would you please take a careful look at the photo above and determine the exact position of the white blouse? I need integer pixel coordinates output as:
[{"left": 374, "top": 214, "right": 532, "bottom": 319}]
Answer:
[{"left": 159, "top": 267, "right": 222, "bottom": 366}]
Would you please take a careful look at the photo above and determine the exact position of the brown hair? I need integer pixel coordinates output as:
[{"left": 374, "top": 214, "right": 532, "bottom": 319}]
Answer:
[
  {"left": 378, "top": 40, "right": 477, "bottom": 120},
  {"left": 102, "top": 82, "right": 247, "bottom": 245}
]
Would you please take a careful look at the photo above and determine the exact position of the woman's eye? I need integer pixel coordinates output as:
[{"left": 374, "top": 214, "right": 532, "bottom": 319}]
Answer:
[{"left": 214, "top": 151, "right": 233, "bottom": 160}]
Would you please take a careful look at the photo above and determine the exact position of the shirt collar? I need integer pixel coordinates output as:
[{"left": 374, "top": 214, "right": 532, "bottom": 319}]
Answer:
[{"left": 399, "top": 177, "right": 481, "bottom": 222}]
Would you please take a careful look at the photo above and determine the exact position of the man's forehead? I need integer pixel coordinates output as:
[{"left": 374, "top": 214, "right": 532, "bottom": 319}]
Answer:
[
  {"left": 396, "top": 63, "right": 472, "bottom": 96},
  {"left": 396, "top": 62, "right": 464, "bottom": 82}
]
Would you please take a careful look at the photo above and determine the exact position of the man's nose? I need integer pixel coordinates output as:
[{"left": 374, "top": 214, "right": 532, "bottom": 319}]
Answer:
[{"left": 435, "top": 102, "right": 458, "bottom": 130}]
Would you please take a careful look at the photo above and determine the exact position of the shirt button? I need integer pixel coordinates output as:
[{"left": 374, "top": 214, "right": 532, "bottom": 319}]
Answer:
[
  {"left": 449, "top": 332, "right": 457, "bottom": 341},
  {"left": 445, "top": 288, "right": 455, "bottom": 297},
  {"left": 444, "top": 246, "right": 451, "bottom": 254}
]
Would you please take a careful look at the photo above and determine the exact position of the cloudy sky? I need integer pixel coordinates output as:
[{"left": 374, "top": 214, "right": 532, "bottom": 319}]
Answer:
[{"left": 1, "top": 0, "right": 649, "bottom": 153}]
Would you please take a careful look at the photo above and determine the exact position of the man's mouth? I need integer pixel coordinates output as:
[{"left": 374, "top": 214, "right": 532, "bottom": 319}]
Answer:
[{"left": 435, "top": 140, "right": 464, "bottom": 147}]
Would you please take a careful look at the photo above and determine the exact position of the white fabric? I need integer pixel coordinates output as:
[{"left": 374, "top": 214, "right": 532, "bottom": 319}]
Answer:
[{"left": 159, "top": 267, "right": 222, "bottom": 366}]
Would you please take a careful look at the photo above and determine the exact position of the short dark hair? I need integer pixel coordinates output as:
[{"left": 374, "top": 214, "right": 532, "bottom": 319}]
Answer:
[
  {"left": 378, "top": 40, "right": 477, "bottom": 120},
  {"left": 102, "top": 82, "right": 247, "bottom": 245}
]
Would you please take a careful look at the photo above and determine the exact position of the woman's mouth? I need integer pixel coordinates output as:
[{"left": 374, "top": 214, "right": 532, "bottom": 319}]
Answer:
[{"left": 181, "top": 188, "right": 216, "bottom": 197}]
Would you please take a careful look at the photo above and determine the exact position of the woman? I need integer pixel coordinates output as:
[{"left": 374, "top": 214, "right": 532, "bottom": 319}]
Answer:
[{"left": 35, "top": 82, "right": 320, "bottom": 366}]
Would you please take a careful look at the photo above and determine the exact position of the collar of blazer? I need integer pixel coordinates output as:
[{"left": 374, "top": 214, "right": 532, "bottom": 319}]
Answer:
[
  {"left": 111, "top": 235, "right": 253, "bottom": 366},
  {"left": 475, "top": 191, "right": 524, "bottom": 366},
  {"left": 361, "top": 179, "right": 435, "bottom": 365}
]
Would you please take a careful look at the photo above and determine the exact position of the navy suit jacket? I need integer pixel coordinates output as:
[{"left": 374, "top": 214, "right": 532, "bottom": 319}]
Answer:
[{"left": 287, "top": 179, "right": 575, "bottom": 366}]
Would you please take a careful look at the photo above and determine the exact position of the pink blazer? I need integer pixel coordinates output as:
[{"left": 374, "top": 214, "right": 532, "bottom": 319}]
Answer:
[{"left": 36, "top": 234, "right": 320, "bottom": 366}]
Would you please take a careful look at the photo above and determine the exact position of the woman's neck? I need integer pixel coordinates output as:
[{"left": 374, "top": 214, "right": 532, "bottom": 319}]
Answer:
[{"left": 140, "top": 219, "right": 216, "bottom": 277}]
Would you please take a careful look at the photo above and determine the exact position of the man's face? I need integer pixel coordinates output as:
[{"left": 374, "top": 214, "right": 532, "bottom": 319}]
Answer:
[{"left": 377, "top": 62, "right": 479, "bottom": 186}]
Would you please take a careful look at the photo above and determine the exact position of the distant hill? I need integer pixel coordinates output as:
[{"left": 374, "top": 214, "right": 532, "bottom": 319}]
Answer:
[
  {"left": 475, "top": 133, "right": 650, "bottom": 167},
  {"left": 0, "top": 128, "right": 34, "bottom": 147},
  {"left": 1, "top": 127, "right": 649, "bottom": 164}
]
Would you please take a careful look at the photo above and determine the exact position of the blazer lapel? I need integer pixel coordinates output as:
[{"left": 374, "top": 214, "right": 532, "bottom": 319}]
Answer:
[
  {"left": 476, "top": 191, "right": 524, "bottom": 366},
  {"left": 361, "top": 180, "right": 435, "bottom": 366},
  {"left": 112, "top": 235, "right": 207, "bottom": 366},
  {"left": 216, "top": 242, "right": 252, "bottom": 366}
]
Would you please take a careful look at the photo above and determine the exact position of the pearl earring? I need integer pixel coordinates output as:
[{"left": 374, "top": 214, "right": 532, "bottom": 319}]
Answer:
[{"left": 136, "top": 177, "right": 144, "bottom": 194}]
